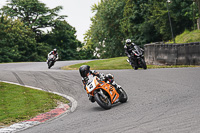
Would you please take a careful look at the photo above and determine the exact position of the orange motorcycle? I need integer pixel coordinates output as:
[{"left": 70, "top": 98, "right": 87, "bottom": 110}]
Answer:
[{"left": 85, "top": 76, "right": 128, "bottom": 110}]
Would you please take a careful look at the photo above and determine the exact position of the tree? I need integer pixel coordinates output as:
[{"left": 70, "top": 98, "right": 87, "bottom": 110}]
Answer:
[
  {"left": 121, "top": 0, "right": 196, "bottom": 43},
  {"left": 194, "top": 0, "right": 200, "bottom": 29},
  {"left": 0, "top": 15, "right": 38, "bottom": 62},
  {"left": 85, "top": 0, "right": 126, "bottom": 58},
  {"left": 0, "top": 0, "right": 67, "bottom": 33},
  {"left": 84, "top": 0, "right": 198, "bottom": 60},
  {"left": 195, "top": 0, "right": 200, "bottom": 15},
  {"left": 41, "top": 20, "right": 82, "bottom": 60},
  {"left": 120, "top": 0, "right": 134, "bottom": 38},
  {"left": 0, "top": 1, "right": 81, "bottom": 62},
  {"left": 121, "top": 0, "right": 160, "bottom": 45}
]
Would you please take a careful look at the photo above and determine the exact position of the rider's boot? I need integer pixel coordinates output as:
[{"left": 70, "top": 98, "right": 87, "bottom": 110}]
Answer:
[
  {"left": 126, "top": 59, "right": 131, "bottom": 65},
  {"left": 89, "top": 95, "right": 95, "bottom": 103}
]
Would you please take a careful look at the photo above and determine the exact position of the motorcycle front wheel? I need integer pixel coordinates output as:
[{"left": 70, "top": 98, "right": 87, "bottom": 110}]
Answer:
[
  {"left": 118, "top": 88, "right": 128, "bottom": 103},
  {"left": 94, "top": 90, "right": 111, "bottom": 110},
  {"left": 130, "top": 58, "right": 138, "bottom": 70},
  {"left": 48, "top": 60, "right": 55, "bottom": 69},
  {"left": 48, "top": 61, "right": 53, "bottom": 69},
  {"left": 140, "top": 58, "right": 147, "bottom": 69}
]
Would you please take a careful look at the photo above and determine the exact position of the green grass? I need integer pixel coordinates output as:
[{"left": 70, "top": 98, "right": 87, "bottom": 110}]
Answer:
[
  {"left": 61, "top": 56, "right": 198, "bottom": 70},
  {"left": 0, "top": 82, "right": 69, "bottom": 127},
  {"left": 175, "top": 30, "right": 200, "bottom": 43},
  {"left": 62, "top": 57, "right": 132, "bottom": 70}
]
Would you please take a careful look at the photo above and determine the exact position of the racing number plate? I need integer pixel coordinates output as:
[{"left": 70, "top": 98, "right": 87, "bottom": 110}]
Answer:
[{"left": 86, "top": 80, "right": 96, "bottom": 93}]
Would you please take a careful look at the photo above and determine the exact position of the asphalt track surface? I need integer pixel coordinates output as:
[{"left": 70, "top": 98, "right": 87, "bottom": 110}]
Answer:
[{"left": 0, "top": 61, "right": 200, "bottom": 133}]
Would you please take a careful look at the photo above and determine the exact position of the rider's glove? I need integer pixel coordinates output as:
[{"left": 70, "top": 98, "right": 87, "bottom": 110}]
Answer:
[{"left": 100, "top": 73, "right": 105, "bottom": 81}]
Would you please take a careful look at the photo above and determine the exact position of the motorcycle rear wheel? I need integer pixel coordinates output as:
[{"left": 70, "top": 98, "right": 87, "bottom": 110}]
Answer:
[{"left": 94, "top": 90, "right": 111, "bottom": 110}]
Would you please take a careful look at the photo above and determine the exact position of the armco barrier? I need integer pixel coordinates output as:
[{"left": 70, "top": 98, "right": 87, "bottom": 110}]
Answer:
[{"left": 144, "top": 42, "right": 200, "bottom": 65}]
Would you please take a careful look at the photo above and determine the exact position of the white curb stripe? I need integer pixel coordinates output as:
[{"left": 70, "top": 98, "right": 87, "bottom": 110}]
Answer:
[{"left": 0, "top": 121, "right": 40, "bottom": 133}]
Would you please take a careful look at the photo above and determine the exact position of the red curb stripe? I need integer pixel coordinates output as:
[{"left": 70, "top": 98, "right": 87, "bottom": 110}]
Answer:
[{"left": 26, "top": 104, "right": 70, "bottom": 122}]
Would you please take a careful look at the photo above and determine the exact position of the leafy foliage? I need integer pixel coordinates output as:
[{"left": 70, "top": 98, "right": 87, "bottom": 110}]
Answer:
[
  {"left": 0, "top": 0, "right": 86, "bottom": 63},
  {"left": 0, "top": 0, "right": 199, "bottom": 62},
  {"left": 41, "top": 20, "right": 82, "bottom": 60},
  {"left": 85, "top": 0, "right": 126, "bottom": 58},
  {"left": 84, "top": 0, "right": 200, "bottom": 58},
  {"left": 1, "top": 0, "right": 67, "bottom": 33},
  {"left": 0, "top": 16, "right": 37, "bottom": 62}
]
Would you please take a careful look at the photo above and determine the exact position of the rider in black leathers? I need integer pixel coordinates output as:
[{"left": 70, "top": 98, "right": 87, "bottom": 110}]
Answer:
[
  {"left": 124, "top": 39, "right": 144, "bottom": 69},
  {"left": 124, "top": 39, "right": 136, "bottom": 65},
  {"left": 79, "top": 65, "right": 121, "bottom": 103}
]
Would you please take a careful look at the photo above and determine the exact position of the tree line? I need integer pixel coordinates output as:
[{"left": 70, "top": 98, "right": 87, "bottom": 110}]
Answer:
[
  {"left": 0, "top": 0, "right": 200, "bottom": 62},
  {"left": 84, "top": 0, "right": 200, "bottom": 58},
  {"left": 0, "top": 0, "right": 94, "bottom": 63}
]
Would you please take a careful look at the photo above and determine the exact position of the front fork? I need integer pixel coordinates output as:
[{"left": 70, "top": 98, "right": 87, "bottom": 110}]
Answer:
[
  {"left": 94, "top": 89, "right": 107, "bottom": 100},
  {"left": 99, "top": 89, "right": 107, "bottom": 99}
]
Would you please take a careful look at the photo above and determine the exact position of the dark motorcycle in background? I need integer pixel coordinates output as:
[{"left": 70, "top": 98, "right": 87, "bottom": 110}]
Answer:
[
  {"left": 128, "top": 45, "right": 147, "bottom": 70},
  {"left": 47, "top": 55, "right": 56, "bottom": 69}
]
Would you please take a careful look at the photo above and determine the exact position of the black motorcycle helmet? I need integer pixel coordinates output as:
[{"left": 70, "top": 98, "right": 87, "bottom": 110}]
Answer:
[{"left": 79, "top": 65, "right": 90, "bottom": 78}]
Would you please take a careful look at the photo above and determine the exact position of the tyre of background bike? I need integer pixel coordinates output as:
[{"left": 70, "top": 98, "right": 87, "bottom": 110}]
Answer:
[
  {"left": 48, "top": 61, "right": 52, "bottom": 69},
  {"left": 134, "top": 66, "right": 138, "bottom": 70},
  {"left": 119, "top": 88, "right": 128, "bottom": 103},
  {"left": 140, "top": 58, "right": 147, "bottom": 69},
  {"left": 131, "top": 57, "right": 138, "bottom": 70},
  {"left": 131, "top": 60, "right": 138, "bottom": 70},
  {"left": 131, "top": 62, "right": 138, "bottom": 70},
  {"left": 94, "top": 90, "right": 112, "bottom": 110}
]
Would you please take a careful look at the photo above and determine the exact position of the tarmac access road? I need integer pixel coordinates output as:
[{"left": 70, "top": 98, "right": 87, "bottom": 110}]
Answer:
[{"left": 0, "top": 61, "right": 200, "bottom": 133}]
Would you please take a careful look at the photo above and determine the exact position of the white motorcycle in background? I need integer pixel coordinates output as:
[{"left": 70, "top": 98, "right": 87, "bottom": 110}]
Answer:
[{"left": 47, "top": 54, "right": 56, "bottom": 69}]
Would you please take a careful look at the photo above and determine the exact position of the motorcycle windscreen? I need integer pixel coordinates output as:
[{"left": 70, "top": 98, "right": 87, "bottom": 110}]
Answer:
[{"left": 134, "top": 46, "right": 142, "bottom": 55}]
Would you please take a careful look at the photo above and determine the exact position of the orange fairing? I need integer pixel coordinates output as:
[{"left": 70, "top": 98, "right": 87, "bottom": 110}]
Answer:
[
  {"left": 85, "top": 76, "right": 119, "bottom": 104},
  {"left": 100, "top": 83, "right": 119, "bottom": 104}
]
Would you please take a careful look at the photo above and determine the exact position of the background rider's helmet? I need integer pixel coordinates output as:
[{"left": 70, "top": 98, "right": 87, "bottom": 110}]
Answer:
[
  {"left": 53, "top": 48, "right": 57, "bottom": 53},
  {"left": 79, "top": 65, "right": 90, "bottom": 78},
  {"left": 125, "top": 39, "right": 131, "bottom": 46}
]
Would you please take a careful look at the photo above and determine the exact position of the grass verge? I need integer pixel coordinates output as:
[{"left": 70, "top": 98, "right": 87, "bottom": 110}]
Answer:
[
  {"left": 61, "top": 56, "right": 198, "bottom": 70},
  {"left": 175, "top": 30, "right": 200, "bottom": 43},
  {"left": 61, "top": 57, "right": 132, "bottom": 70},
  {"left": 0, "top": 82, "right": 69, "bottom": 127}
]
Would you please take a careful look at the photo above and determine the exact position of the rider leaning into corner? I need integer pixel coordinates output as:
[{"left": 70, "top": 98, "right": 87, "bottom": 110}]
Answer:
[
  {"left": 47, "top": 48, "right": 59, "bottom": 63},
  {"left": 124, "top": 39, "right": 144, "bottom": 66},
  {"left": 79, "top": 65, "right": 122, "bottom": 103}
]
